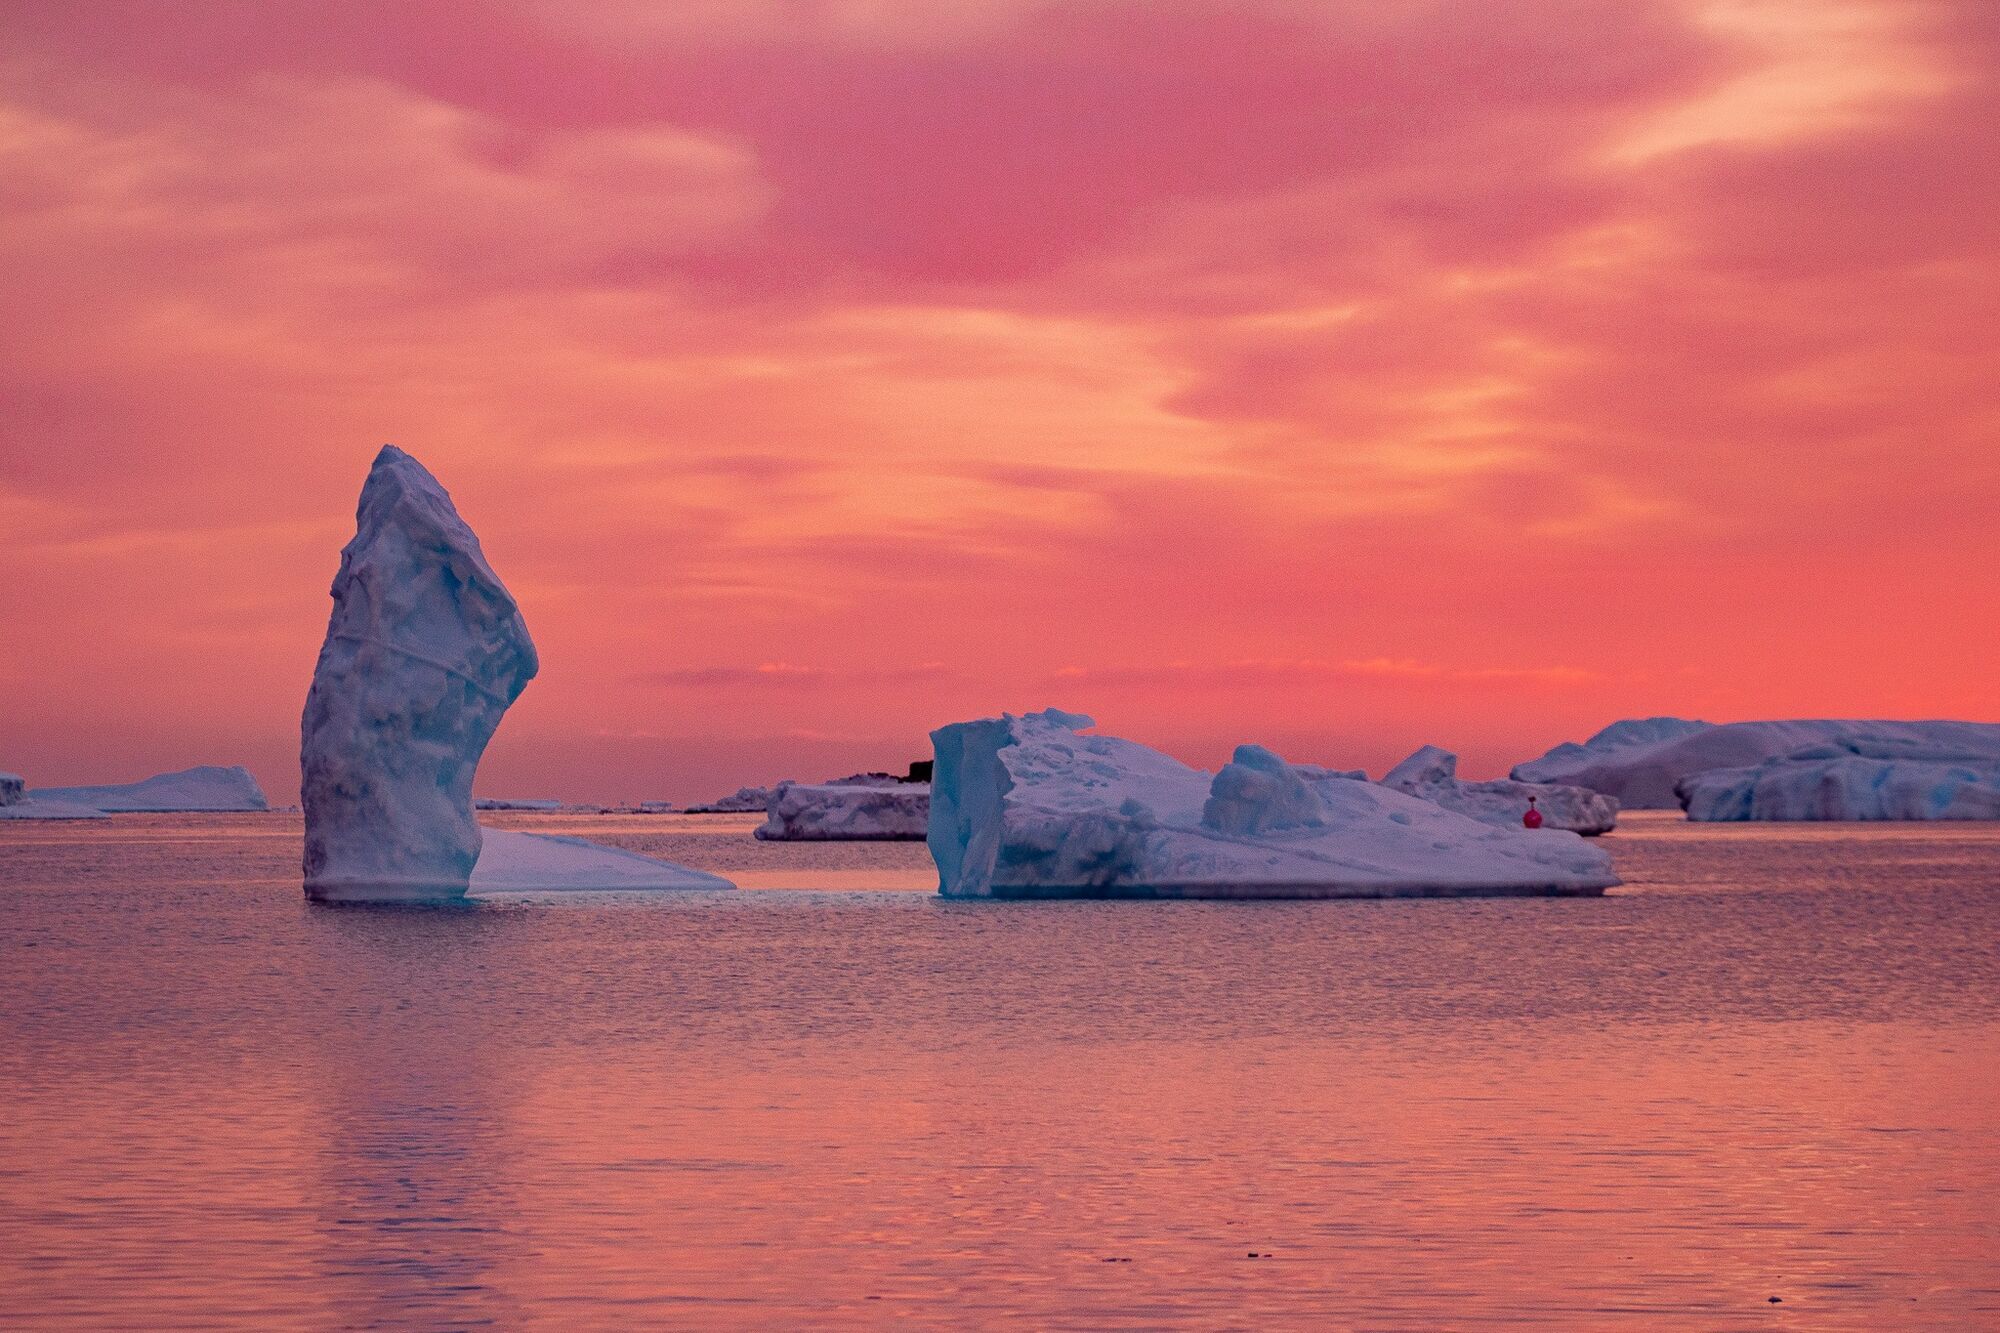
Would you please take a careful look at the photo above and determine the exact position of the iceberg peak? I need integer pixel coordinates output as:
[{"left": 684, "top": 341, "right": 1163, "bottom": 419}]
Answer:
[
  {"left": 1202, "top": 744, "right": 1327, "bottom": 835},
  {"left": 1022, "top": 707, "right": 1095, "bottom": 732}
]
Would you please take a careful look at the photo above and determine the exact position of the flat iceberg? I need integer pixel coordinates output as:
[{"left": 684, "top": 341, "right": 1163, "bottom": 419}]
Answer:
[
  {"left": 1679, "top": 741, "right": 2000, "bottom": 821},
  {"left": 1380, "top": 745, "right": 1617, "bottom": 835},
  {"left": 0, "top": 772, "right": 109, "bottom": 821},
  {"left": 0, "top": 800, "right": 109, "bottom": 820},
  {"left": 928, "top": 710, "right": 1618, "bottom": 899},
  {"left": 301, "top": 446, "right": 539, "bottom": 903},
  {"left": 473, "top": 797, "right": 564, "bottom": 811},
  {"left": 1516, "top": 718, "right": 2000, "bottom": 810},
  {"left": 469, "top": 828, "right": 734, "bottom": 894},
  {"left": 756, "top": 780, "right": 930, "bottom": 840},
  {"left": 33, "top": 765, "right": 269, "bottom": 813}
]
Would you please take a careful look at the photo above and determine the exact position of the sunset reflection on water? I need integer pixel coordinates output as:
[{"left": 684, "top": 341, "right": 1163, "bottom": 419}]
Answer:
[{"left": 2, "top": 814, "right": 1996, "bottom": 1326}]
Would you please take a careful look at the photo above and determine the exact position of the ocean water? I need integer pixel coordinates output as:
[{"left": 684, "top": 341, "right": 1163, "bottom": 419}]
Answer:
[{"left": 1, "top": 811, "right": 1996, "bottom": 1328}]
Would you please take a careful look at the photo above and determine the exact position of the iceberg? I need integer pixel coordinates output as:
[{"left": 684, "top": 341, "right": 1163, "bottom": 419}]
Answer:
[
  {"left": 301, "top": 445, "right": 539, "bottom": 904},
  {"left": 33, "top": 764, "right": 270, "bottom": 812},
  {"left": 0, "top": 772, "right": 20, "bottom": 805},
  {"left": 928, "top": 710, "right": 1618, "bottom": 899},
  {"left": 686, "top": 785, "right": 779, "bottom": 813},
  {"left": 473, "top": 797, "right": 564, "bottom": 811},
  {"left": 1516, "top": 718, "right": 2000, "bottom": 810},
  {"left": 755, "top": 780, "right": 930, "bottom": 840},
  {"left": 1380, "top": 745, "right": 1617, "bottom": 835},
  {"left": 1679, "top": 740, "right": 2000, "bottom": 821},
  {"left": 469, "top": 828, "right": 734, "bottom": 893}
]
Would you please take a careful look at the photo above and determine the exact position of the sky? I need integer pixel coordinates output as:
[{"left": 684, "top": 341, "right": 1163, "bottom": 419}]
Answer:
[{"left": 1, "top": 0, "right": 1996, "bottom": 803}]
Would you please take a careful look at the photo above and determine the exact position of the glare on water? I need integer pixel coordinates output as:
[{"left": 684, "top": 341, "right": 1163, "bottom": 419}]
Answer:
[{"left": 2, "top": 811, "right": 1997, "bottom": 1328}]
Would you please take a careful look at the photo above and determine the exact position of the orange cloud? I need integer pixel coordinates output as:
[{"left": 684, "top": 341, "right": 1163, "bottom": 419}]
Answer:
[{"left": 1, "top": 0, "right": 1994, "bottom": 799}]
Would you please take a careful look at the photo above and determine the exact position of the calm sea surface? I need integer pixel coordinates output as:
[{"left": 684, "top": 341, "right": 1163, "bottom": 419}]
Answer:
[{"left": 2, "top": 812, "right": 1996, "bottom": 1329}]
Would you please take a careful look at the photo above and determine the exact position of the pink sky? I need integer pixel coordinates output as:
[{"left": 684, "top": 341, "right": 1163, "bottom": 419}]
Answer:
[{"left": 2, "top": 0, "right": 1996, "bottom": 802}]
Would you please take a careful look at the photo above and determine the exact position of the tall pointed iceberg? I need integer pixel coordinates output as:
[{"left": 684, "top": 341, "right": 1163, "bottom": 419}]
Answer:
[{"left": 301, "top": 446, "right": 538, "bottom": 902}]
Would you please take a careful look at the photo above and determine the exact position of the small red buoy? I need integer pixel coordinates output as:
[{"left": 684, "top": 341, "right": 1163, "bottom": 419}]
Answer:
[{"left": 1523, "top": 795, "right": 1543, "bottom": 829}]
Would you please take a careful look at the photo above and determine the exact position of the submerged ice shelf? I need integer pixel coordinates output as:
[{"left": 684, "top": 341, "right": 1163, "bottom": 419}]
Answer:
[
  {"left": 470, "top": 829, "right": 735, "bottom": 894},
  {"left": 928, "top": 710, "right": 1618, "bottom": 899}
]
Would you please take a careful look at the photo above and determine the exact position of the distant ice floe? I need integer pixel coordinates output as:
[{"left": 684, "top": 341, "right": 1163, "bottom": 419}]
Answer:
[
  {"left": 1516, "top": 718, "right": 2000, "bottom": 815},
  {"left": 756, "top": 780, "right": 930, "bottom": 841},
  {"left": 31, "top": 765, "right": 269, "bottom": 812},
  {"left": 927, "top": 710, "right": 1618, "bottom": 899},
  {"left": 685, "top": 785, "right": 777, "bottom": 814},
  {"left": 0, "top": 765, "right": 262, "bottom": 818},
  {"left": 1679, "top": 740, "right": 2000, "bottom": 821},
  {"left": 1379, "top": 745, "right": 1617, "bottom": 835},
  {"left": 474, "top": 797, "right": 564, "bottom": 811}
]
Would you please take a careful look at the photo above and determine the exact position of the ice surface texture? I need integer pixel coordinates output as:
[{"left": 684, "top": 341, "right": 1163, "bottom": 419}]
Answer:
[
  {"left": 756, "top": 781, "right": 930, "bottom": 840},
  {"left": 35, "top": 765, "right": 269, "bottom": 812},
  {"left": 1679, "top": 740, "right": 2000, "bottom": 821},
  {"left": 1517, "top": 719, "right": 2000, "bottom": 810},
  {"left": 301, "top": 446, "right": 539, "bottom": 903},
  {"left": 1381, "top": 745, "right": 1617, "bottom": 835},
  {"left": 928, "top": 710, "right": 1618, "bottom": 899}
]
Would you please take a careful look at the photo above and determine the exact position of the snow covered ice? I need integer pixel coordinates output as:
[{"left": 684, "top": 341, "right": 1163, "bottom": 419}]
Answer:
[
  {"left": 756, "top": 780, "right": 930, "bottom": 840},
  {"left": 469, "top": 829, "right": 735, "bottom": 894},
  {"left": 34, "top": 765, "right": 269, "bottom": 812},
  {"left": 1516, "top": 718, "right": 2000, "bottom": 810},
  {"left": 1679, "top": 738, "right": 2000, "bottom": 821},
  {"left": 927, "top": 710, "right": 1618, "bottom": 899},
  {"left": 1380, "top": 745, "right": 1617, "bottom": 835},
  {"left": 301, "top": 446, "right": 541, "bottom": 903}
]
